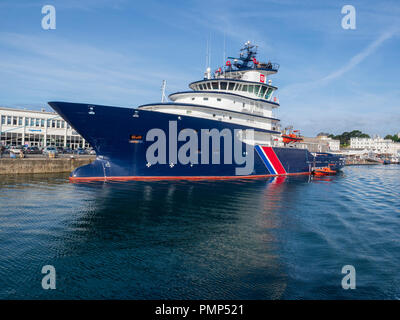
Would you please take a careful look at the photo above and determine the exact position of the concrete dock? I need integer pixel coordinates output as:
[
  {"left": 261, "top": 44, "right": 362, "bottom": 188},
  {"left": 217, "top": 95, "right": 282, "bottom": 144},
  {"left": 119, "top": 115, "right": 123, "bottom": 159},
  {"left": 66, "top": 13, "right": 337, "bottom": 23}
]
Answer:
[{"left": 0, "top": 156, "right": 95, "bottom": 175}]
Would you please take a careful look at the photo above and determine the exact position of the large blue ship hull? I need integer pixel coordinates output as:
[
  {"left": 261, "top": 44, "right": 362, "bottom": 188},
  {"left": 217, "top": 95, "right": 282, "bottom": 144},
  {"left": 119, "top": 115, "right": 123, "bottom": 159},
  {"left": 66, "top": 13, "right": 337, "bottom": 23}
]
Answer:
[{"left": 48, "top": 102, "right": 345, "bottom": 181}]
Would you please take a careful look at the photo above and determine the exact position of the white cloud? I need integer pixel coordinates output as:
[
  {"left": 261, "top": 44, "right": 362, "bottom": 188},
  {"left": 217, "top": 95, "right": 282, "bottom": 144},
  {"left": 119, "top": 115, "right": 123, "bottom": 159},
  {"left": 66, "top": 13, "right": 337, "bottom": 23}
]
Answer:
[
  {"left": 321, "top": 30, "right": 397, "bottom": 82},
  {"left": 280, "top": 29, "right": 399, "bottom": 98}
]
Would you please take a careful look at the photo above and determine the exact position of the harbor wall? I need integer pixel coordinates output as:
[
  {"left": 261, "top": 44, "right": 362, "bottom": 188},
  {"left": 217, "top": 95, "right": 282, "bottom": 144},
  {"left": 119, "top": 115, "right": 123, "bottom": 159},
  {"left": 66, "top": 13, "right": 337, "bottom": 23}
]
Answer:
[{"left": 0, "top": 157, "right": 95, "bottom": 175}]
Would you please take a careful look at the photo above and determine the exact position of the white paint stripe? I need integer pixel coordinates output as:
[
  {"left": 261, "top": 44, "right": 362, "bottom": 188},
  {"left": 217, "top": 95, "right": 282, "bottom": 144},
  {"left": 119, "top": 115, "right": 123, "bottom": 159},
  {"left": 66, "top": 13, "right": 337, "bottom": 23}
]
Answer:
[{"left": 261, "top": 147, "right": 278, "bottom": 175}]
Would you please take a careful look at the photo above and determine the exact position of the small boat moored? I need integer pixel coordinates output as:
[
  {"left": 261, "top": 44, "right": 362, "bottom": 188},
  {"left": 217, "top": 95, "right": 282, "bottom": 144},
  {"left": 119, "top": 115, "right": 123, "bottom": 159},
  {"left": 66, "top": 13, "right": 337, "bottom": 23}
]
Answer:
[{"left": 312, "top": 164, "right": 337, "bottom": 176}]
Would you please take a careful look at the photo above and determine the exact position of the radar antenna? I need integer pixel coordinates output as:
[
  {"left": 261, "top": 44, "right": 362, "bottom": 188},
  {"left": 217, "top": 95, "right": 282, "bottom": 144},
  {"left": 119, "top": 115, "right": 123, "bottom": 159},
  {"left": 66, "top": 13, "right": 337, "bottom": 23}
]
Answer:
[{"left": 227, "top": 41, "right": 258, "bottom": 69}]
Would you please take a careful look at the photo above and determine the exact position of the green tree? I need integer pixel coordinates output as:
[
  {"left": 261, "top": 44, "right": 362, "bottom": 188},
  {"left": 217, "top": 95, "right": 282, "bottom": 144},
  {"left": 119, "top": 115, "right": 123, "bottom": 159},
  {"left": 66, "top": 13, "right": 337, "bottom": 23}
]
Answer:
[
  {"left": 385, "top": 134, "right": 400, "bottom": 142},
  {"left": 324, "top": 130, "right": 370, "bottom": 147}
]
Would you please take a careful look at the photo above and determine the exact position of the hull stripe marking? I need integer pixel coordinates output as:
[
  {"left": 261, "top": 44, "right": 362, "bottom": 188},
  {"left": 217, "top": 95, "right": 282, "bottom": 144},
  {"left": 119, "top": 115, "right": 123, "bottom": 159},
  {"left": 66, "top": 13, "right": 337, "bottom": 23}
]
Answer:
[
  {"left": 255, "top": 145, "right": 286, "bottom": 175},
  {"left": 255, "top": 145, "right": 277, "bottom": 174},
  {"left": 262, "top": 146, "right": 286, "bottom": 174},
  {"left": 69, "top": 172, "right": 311, "bottom": 182}
]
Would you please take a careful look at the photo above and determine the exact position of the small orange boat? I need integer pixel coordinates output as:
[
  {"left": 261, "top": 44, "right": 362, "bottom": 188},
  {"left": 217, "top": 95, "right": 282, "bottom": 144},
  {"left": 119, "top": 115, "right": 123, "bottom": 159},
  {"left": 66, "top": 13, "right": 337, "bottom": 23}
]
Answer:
[{"left": 313, "top": 165, "right": 337, "bottom": 176}]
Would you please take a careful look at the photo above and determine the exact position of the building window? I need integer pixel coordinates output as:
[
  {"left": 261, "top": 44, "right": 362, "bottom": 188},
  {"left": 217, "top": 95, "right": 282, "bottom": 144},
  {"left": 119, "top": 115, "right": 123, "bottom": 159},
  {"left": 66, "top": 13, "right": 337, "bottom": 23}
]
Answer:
[
  {"left": 18, "top": 117, "right": 22, "bottom": 126},
  {"left": 13, "top": 117, "right": 17, "bottom": 125},
  {"left": 30, "top": 118, "right": 34, "bottom": 126},
  {"left": 61, "top": 121, "right": 65, "bottom": 128},
  {"left": 1, "top": 115, "right": 5, "bottom": 125},
  {"left": 41, "top": 119, "right": 45, "bottom": 127},
  {"left": 7, "top": 116, "right": 11, "bottom": 125},
  {"left": 52, "top": 120, "right": 56, "bottom": 128},
  {"left": 36, "top": 118, "right": 40, "bottom": 127},
  {"left": 57, "top": 120, "right": 61, "bottom": 128}
]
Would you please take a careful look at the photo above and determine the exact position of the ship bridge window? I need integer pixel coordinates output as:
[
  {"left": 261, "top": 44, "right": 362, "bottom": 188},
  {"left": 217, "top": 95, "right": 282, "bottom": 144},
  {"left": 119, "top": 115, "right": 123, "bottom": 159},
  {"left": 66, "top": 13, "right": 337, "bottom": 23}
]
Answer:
[
  {"left": 206, "top": 82, "right": 212, "bottom": 90},
  {"left": 228, "top": 82, "right": 235, "bottom": 90},
  {"left": 259, "top": 85, "right": 267, "bottom": 98},
  {"left": 241, "top": 85, "right": 247, "bottom": 92},
  {"left": 254, "top": 85, "right": 261, "bottom": 96},
  {"left": 265, "top": 88, "right": 273, "bottom": 99},
  {"left": 220, "top": 82, "right": 227, "bottom": 90},
  {"left": 212, "top": 82, "right": 218, "bottom": 90},
  {"left": 247, "top": 85, "right": 254, "bottom": 94}
]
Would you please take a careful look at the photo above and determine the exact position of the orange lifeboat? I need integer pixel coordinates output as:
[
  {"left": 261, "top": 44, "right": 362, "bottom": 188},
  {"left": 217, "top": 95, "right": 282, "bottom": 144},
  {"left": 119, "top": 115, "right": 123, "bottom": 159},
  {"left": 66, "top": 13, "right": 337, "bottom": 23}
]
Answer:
[
  {"left": 281, "top": 129, "right": 303, "bottom": 145},
  {"left": 313, "top": 165, "right": 337, "bottom": 176}
]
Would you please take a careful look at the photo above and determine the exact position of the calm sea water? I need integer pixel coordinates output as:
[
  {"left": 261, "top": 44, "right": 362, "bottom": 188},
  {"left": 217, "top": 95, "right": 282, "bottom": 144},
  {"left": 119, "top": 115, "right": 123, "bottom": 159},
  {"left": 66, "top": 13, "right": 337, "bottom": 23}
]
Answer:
[{"left": 0, "top": 165, "right": 399, "bottom": 299}]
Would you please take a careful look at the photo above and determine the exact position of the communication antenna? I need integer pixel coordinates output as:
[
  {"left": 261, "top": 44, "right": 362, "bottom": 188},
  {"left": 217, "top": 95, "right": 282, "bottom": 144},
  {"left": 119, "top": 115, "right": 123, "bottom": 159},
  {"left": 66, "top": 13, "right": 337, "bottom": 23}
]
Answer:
[
  {"left": 161, "top": 80, "right": 167, "bottom": 103},
  {"left": 205, "top": 38, "right": 209, "bottom": 69},
  {"left": 223, "top": 32, "right": 226, "bottom": 65},
  {"left": 204, "top": 34, "right": 212, "bottom": 79},
  {"left": 208, "top": 33, "right": 211, "bottom": 69}
]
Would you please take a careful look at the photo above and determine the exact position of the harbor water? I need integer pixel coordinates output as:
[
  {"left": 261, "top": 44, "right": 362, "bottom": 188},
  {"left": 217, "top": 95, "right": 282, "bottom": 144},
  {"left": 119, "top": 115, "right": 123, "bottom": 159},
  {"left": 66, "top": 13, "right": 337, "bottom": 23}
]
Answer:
[{"left": 0, "top": 165, "right": 399, "bottom": 299}]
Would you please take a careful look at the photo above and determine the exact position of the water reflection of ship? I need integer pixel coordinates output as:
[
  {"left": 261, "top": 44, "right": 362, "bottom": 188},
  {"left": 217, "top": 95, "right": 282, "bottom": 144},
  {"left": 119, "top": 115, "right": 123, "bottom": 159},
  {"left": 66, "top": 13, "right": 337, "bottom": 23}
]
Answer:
[{"left": 60, "top": 178, "right": 310, "bottom": 298}]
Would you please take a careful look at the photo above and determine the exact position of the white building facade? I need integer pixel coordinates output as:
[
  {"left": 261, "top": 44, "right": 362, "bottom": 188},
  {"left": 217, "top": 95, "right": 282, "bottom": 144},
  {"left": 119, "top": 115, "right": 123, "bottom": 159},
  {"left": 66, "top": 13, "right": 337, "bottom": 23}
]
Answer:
[
  {"left": 299, "top": 135, "right": 340, "bottom": 153},
  {"left": 0, "top": 106, "right": 89, "bottom": 149},
  {"left": 350, "top": 137, "right": 400, "bottom": 155}
]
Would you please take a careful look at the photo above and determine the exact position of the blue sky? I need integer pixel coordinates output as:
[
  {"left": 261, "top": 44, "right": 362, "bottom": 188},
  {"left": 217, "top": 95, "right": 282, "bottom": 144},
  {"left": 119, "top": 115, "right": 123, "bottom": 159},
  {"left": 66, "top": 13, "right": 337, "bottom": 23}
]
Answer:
[{"left": 0, "top": 0, "right": 399, "bottom": 136}]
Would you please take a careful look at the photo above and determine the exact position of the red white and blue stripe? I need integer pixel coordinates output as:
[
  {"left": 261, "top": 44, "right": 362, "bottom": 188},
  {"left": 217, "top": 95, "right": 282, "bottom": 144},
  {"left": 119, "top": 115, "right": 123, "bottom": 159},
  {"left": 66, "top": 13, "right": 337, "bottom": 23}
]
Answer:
[{"left": 255, "top": 145, "right": 287, "bottom": 175}]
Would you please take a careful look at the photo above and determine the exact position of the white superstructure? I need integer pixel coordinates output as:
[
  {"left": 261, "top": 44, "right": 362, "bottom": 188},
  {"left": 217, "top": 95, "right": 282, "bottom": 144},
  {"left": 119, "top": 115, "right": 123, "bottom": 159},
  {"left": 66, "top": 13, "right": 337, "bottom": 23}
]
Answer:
[{"left": 139, "top": 42, "right": 283, "bottom": 146}]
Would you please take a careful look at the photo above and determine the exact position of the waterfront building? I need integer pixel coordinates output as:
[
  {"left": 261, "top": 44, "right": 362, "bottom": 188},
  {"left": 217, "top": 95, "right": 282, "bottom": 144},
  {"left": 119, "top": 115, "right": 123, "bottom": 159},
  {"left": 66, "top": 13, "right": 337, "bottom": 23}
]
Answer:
[
  {"left": 300, "top": 135, "right": 340, "bottom": 152},
  {"left": 0, "top": 106, "right": 89, "bottom": 149},
  {"left": 350, "top": 136, "right": 400, "bottom": 155}
]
